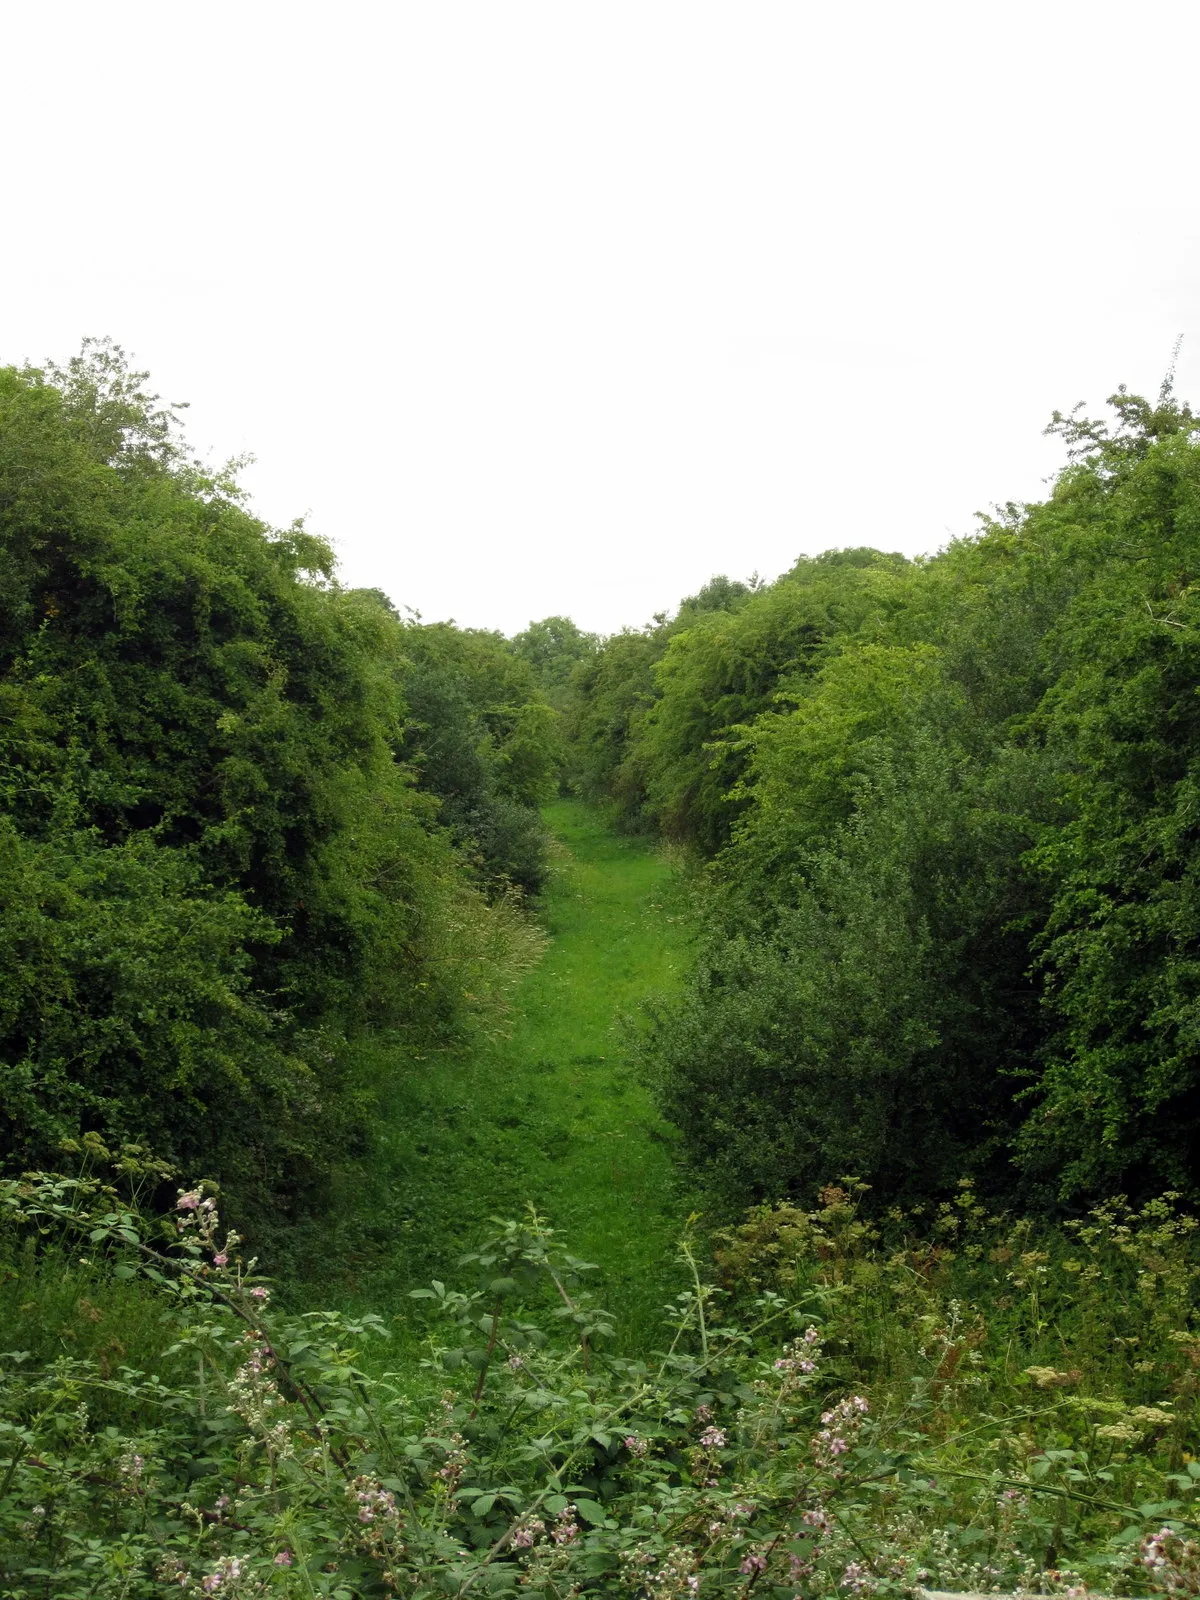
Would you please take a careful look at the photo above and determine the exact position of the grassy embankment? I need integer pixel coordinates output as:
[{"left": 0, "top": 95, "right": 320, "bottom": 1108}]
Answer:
[{"left": 311, "top": 798, "right": 695, "bottom": 1350}]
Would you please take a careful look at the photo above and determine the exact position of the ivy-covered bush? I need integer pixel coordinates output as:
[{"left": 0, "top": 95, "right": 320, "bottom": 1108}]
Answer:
[{"left": 0, "top": 344, "right": 546, "bottom": 1219}]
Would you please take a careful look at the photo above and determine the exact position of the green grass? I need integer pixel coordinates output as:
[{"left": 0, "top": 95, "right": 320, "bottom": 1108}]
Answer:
[{"left": 303, "top": 798, "right": 695, "bottom": 1349}]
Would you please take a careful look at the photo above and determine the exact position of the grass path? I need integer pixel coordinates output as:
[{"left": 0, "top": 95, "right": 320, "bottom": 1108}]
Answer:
[{"left": 328, "top": 799, "right": 693, "bottom": 1347}]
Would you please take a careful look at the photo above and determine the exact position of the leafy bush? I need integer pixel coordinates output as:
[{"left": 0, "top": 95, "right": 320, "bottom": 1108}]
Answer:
[
  {"left": 0, "top": 346, "right": 544, "bottom": 1218},
  {"left": 565, "top": 556, "right": 908, "bottom": 847},
  {"left": 394, "top": 620, "right": 558, "bottom": 895},
  {"left": 617, "top": 379, "right": 1200, "bottom": 1208}
]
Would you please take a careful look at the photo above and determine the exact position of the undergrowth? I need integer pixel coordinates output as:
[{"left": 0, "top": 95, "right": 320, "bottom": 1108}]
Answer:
[{"left": 5, "top": 1153, "right": 1200, "bottom": 1598}]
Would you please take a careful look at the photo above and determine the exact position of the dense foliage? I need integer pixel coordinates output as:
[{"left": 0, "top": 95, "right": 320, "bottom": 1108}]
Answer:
[
  {"left": 6, "top": 1152, "right": 1200, "bottom": 1597},
  {"left": 0, "top": 345, "right": 552, "bottom": 1220},
  {"left": 7, "top": 342, "right": 1200, "bottom": 1595},
  {"left": 565, "top": 380, "right": 1200, "bottom": 1210},
  {"left": 391, "top": 616, "right": 559, "bottom": 895},
  {"left": 510, "top": 616, "right": 600, "bottom": 713}
]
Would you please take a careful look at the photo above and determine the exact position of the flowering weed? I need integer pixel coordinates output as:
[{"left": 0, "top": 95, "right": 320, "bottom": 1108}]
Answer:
[{"left": 3, "top": 1165, "right": 1200, "bottom": 1596}]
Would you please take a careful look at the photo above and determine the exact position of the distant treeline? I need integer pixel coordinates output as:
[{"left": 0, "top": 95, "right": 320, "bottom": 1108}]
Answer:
[
  {"left": 0, "top": 343, "right": 561, "bottom": 1225},
  {"left": 555, "top": 380, "right": 1200, "bottom": 1211}
]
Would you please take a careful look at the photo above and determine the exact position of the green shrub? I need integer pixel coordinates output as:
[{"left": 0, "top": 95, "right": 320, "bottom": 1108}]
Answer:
[{"left": 0, "top": 346, "right": 543, "bottom": 1221}]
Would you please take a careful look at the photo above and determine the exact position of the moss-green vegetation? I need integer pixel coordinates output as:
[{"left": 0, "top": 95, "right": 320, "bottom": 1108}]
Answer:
[{"left": 303, "top": 798, "right": 692, "bottom": 1349}]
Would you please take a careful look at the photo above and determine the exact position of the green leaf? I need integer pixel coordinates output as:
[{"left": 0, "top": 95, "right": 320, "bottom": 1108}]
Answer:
[
  {"left": 573, "top": 1498, "right": 607, "bottom": 1526},
  {"left": 472, "top": 1494, "right": 497, "bottom": 1517}
]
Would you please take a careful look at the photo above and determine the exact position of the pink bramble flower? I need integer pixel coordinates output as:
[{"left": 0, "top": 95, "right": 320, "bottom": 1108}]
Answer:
[
  {"left": 803, "top": 1326, "right": 821, "bottom": 1345},
  {"left": 176, "top": 1190, "right": 202, "bottom": 1212},
  {"left": 249, "top": 1286, "right": 270, "bottom": 1302},
  {"left": 274, "top": 1551, "right": 293, "bottom": 1567},
  {"left": 434, "top": 1432, "right": 468, "bottom": 1491},
  {"left": 739, "top": 1551, "right": 768, "bottom": 1576},
  {"left": 1140, "top": 1526, "right": 1200, "bottom": 1591},
  {"left": 350, "top": 1475, "right": 401, "bottom": 1536},
  {"left": 774, "top": 1335, "right": 821, "bottom": 1380},
  {"left": 200, "top": 1556, "right": 246, "bottom": 1593},
  {"left": 624, "top": 1432, "right": 650, "bottom": 1457},
  {"left": 802, "top": 1507, "right": 829, "bottom": 1532},
  {"left": 699, "top": 1426, "right": 726, "bottom": 1448},
  {"left": 839, "top": 1560, "right": 875, "bottom": 1595},
  {"left": 552, "top": 1506, "right": 581, "bottom": 1545},
  {"left": 812, "top": 1396, "right": 869, "bottom": 1468},
  {"left": 695, "top": 1404, "right": 713, "bottom": 1423},
  {"left": 212, "top": 1252, "right": 228, "bottom": 1267},
  {"left": 512, "top": 1514, "right": 546, "bottom": 1549}
]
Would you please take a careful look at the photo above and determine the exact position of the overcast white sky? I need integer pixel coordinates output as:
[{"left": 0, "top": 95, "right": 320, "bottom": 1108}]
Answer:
[{"left": 5, "top": 3, "right": 1200, "bottom": 635}]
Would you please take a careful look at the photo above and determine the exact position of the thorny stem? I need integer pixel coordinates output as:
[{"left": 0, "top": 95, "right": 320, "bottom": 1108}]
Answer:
[
  {"left": 0, "top": 1392, "right": 64, "bottom": 1508},
  {"left": 931, "top": 1466, "right": 1200, "bottom": 1530},
  {"left": 822, "top": 1497, "right": 882, "bottom": 1581},
  {"left": 471, "top": 1298, "right": 504, "bottom": 1417},
  {"left": 27, "top": 1196, "right": 354, "bottom": 1473},
  {"left": 0, "top": 1444, "right": 25, "bottom": 1507},
  {"left": 679, "top": 1234, "right": 709, "bottom": 1362},
  {"left": 546, "top": 1266, "right": 591, "bottom": 1372},
  {"left": 114, "top": 1235, "right": 330, "bottom": 1434},
  {"left": 738, "top": 1473, "right": 818, "bottom": 1597}
]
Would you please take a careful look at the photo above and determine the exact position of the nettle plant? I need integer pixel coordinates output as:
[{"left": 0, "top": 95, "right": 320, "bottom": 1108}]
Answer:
[{"left": 2, "top": 1153, "right": 1200, "bottom": 1599}]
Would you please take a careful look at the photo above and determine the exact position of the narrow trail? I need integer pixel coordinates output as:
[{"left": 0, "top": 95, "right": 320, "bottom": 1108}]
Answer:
[{"left": 335, "top": 799, "right": 693, "bottom": 1346}]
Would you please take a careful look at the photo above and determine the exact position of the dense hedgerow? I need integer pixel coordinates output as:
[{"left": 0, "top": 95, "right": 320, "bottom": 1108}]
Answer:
[
  {"left": 0, "top": 344, "right": 551, "bottom": 1220},
  {"left": 565, "top": 379, "right": 1200, "bottom": 1209}
]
